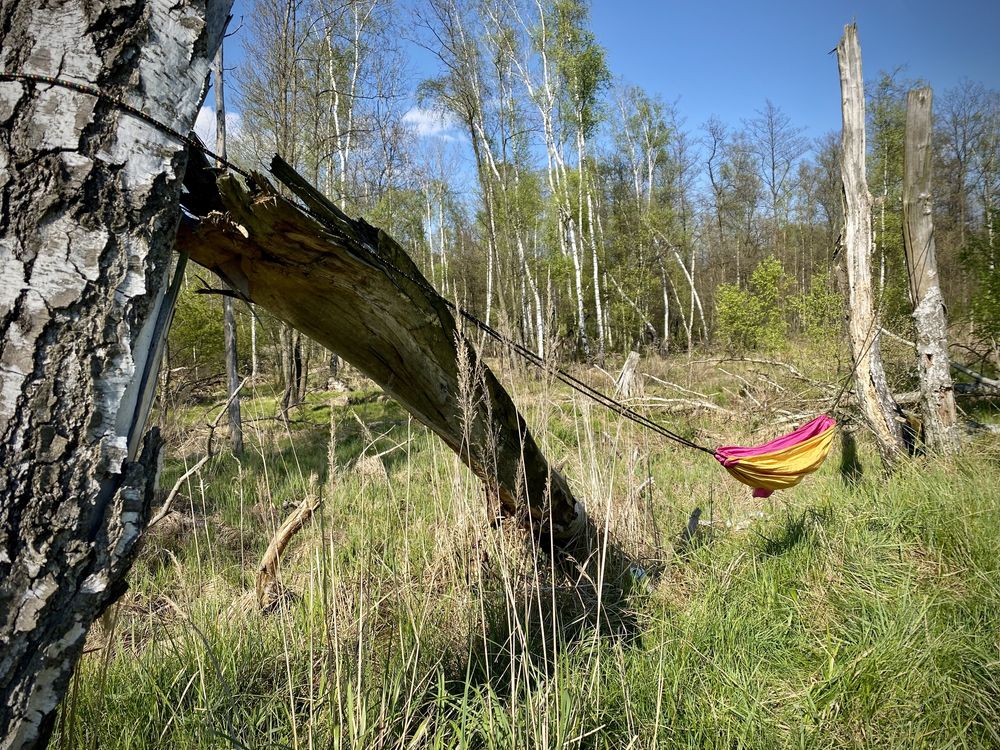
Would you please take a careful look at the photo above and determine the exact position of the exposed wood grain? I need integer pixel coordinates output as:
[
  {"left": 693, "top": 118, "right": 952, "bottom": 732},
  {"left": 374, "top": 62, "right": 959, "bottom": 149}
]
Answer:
[
  {"left": 903, "top": 87, "right": 960, "bottom": 453},
  {"left": 177, "top": 155, "right": 589, "bottom": 552},
  {"left": 836, "top": 23, "right": 906, "bottom": 464}
]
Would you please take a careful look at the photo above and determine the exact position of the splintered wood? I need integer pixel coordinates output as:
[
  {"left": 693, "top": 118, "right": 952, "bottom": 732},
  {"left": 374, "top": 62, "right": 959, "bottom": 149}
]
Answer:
[{"left": 177, "top": 155, "right": 588, "bottom": 551}]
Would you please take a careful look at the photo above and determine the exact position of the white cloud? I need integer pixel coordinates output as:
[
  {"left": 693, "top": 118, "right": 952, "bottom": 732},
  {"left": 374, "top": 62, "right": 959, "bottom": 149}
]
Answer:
[
  {"left": 193, "top": 105, "right": 243, "bottom": 146},
  {"left": 403, "top": 107, "right": 462, "bottom": 141}
]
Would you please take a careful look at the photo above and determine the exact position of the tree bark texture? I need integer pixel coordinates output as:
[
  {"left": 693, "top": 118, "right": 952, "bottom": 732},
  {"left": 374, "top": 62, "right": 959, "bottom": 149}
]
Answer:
[
  {"left": 902, "top": 87, "right": 960, "bottom": 454},
  {"left": 178, "top": 155, "right": 588, "bottom": 549},
  {"left": 835, "top": 23, "right": 905, "bottom": 465},
  {"left": 0, "top": 1, "right": 228, "bottom": 747}
]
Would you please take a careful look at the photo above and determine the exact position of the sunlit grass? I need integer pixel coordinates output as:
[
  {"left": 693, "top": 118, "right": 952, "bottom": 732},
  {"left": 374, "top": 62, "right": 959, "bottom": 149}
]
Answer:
[{"left": 56, "top": 355, "right": 1000, "bottom": 749}]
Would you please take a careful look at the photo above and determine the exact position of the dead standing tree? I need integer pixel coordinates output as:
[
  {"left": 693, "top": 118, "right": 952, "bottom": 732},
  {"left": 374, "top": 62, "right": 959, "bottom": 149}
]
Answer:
[
  {"left": 835, "top": 23, "right": 906, "bottom": 464},
  {"left": 902, "top": 87, "right": 960, "bottom": 454},
  {"left": 0, "top": 0, "right": 230, "bottom": 746}
]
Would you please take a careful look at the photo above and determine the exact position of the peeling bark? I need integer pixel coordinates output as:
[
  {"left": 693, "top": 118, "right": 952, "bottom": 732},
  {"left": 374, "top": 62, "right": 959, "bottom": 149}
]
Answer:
[
  {"left": 902, "top": 87, "right": 960, "bottom": 454},
  {"left": 0, "top": 1, "right": 228, "bottom": 746},
  {"left": 178, "top": 155, "right": 588, "bottom": 550},
  {"left": 835, "top": 23, "right": 906, "bottom": 465}
]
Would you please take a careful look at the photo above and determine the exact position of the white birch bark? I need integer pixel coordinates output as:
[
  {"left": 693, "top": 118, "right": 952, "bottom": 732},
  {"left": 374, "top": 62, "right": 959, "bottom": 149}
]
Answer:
[{"left": 0, "top": 1, "right": 228, "bottom": 746}]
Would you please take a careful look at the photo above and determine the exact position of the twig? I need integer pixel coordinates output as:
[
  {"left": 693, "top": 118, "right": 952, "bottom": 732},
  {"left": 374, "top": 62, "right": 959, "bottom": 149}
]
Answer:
[{"left": 148, "top": 377, "right": 249, "bottom": 529}]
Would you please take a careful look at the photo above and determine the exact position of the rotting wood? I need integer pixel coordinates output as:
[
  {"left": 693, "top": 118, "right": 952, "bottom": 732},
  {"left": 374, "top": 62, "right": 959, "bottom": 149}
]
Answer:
[
  {"left": 835, "top": 23, "right": 906, "bottom": 465},
  {"left": 177, "top": 153, "right": 589, "bottom": 551},
  {"left": 902, "top": 87, "right": 960, "bottom": 454},
  {"left": 615, "top": 351, "right": 642, "bottom": 399}
]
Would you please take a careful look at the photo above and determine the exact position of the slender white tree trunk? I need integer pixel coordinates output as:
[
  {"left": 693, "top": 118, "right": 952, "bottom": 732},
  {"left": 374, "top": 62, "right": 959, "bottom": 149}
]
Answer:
[
  {"left": 586, "top": 188, "right": 605, "bottom": 360},
  {"left": 215, "top": 40, "right": 243, "bottom": 457}
]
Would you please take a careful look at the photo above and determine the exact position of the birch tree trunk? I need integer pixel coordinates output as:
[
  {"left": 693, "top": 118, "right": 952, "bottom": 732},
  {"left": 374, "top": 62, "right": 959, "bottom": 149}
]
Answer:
[
  {"left": 902, "top": 87, "right": 959, "bottom": 454},
  {"left": 0, "top": 1, "right": 228, "bottom": 746},
  {"left": 836, "top": 23, "right": 905, "bottom": 465},
  {"left": 215, "top": 41, "right": 244, "bottom": 457}
]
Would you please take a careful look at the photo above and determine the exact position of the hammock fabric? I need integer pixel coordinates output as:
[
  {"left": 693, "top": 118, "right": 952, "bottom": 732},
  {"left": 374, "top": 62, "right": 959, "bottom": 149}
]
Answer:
[{"left": 715, "top": 415, "right": 837, "bottom": 498}]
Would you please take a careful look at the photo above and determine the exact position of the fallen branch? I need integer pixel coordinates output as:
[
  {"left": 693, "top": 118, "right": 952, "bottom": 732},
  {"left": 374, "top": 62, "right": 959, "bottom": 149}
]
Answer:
[
  {"left": 696, "top": 356, "right": 835, "bottom": 392},
  {"left": 148, "top": 377, "right": 249, "bottom": 529},
  {"left": 881, "top": 328, "right": 1000, "bottom": 395},
  {"left": 642, "top": 397, "right": 734, "bottom": 415},
  {"left": 256, "top": 476, "right": 322, "bottom": 611}
]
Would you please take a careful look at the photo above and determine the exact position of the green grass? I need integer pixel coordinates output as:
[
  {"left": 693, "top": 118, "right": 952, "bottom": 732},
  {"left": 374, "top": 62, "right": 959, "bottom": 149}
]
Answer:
[{"left": 55, "top": 358, "right": 1000, "bottom": 749}]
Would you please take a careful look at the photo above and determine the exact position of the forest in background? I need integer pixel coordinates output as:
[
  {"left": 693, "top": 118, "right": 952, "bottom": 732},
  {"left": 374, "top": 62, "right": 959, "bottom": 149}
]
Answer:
[{"left": 169, "top": 0, "right": 1000, "bottom": 392}]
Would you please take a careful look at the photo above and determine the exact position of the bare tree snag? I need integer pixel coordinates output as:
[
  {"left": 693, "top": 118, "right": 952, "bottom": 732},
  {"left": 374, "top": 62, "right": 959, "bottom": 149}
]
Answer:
[
  {"left": 902, "top": 87, "right": 960, "bottom": 454},
  {"left": 835, "top": 23, "right": 906, "bottom": 465},
  {"left": 0, "top": 1, "right": 229, "bottom": 746},
  {"left": 178, "top": 155, "right": 587, "bottom": 550},
  {"left": 615, "top": 351, "right": 641, "bottom": 400}
]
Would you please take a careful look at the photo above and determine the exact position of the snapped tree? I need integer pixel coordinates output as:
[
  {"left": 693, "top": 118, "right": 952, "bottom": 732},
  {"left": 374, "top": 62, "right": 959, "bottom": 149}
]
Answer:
[
  {"left": 835, "top": 23, "right": 906, "bottom": 464},
  {"left": 902, "top": 87, "right": 960, "bottom": 454}
]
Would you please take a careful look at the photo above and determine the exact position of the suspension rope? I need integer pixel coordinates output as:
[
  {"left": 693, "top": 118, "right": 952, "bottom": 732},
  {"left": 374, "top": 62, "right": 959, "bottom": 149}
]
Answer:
[
  {"left": 7, "top": 72, "right": 715, "bottom": 454},
  {"left": 268, "top": 156, "right": 716, "bottom": 455}
]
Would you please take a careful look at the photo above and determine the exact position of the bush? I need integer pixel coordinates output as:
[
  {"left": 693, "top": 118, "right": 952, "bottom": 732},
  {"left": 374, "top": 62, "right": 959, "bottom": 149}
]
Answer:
[
  {"left": 793, "top": 270, "right": 844, "bottom": 342},
  {"left": 715, "top": 256, "right": 789, "bottom": 352}
]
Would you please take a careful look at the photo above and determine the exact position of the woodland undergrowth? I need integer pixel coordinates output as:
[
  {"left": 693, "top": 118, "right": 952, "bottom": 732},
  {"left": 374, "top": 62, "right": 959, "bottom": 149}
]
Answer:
[{"left": 55, "top": 348, "right": 1000, "bottom": 749}]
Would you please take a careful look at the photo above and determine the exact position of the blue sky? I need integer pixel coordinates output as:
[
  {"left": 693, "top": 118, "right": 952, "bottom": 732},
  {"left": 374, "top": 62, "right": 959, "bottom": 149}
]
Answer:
[
  {"left": 205, "top": 0, "right": 1000, "bottom": 150},
  {"left": 588, "top": 0, "right": 1000, "bottom": 140}
]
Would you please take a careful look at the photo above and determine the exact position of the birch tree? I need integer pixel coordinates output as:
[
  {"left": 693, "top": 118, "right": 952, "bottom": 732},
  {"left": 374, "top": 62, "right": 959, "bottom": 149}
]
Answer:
[
  {"left": 215, "top": 39, "right": 244, "bottom": 456},
  {"left": 0, "top": 0, "right": 228, "bottom": 746}
]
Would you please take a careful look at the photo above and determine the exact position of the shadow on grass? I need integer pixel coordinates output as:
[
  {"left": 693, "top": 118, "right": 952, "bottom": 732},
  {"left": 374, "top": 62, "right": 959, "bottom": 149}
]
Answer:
[
  {"left": 438, "top": 527, "right": 644, "bottom": 703},
  {"left": 839, "top": 429, "right": 864, "bottom": 487},
  {"left": 757, "top": 507, "right": 832, "bottom": 557}
]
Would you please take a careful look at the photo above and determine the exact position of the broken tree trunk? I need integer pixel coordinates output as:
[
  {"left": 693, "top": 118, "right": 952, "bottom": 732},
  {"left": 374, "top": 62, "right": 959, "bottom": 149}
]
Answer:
[
  {"left": 0, "top": 1, "right": 229, "bottom": 746},
  {"left": 177, "top": 155, "right": 587, "bottom": 549},
  {"left": 835, "top": 23, "right": 906, "bottom": 465},
  {"left": 615, "top": 351, "right": 642, "bottom": 400},
  {"left": 902, "top": 87, "right": 960, "bottom": 454}
]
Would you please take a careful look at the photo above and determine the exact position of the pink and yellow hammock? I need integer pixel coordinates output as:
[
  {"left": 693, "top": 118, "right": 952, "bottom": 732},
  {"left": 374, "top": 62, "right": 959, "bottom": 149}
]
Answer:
[{"left": 714, "top": 415, "right": 837, "bottom": 497}]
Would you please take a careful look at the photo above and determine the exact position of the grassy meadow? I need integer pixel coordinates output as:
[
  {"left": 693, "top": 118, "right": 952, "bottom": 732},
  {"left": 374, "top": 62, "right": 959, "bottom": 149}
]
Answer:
[{"left": 54, "top": 349, "right": 1000, "bottom": 749}]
